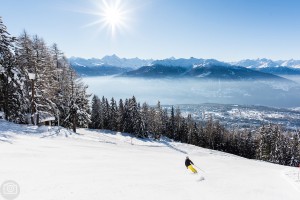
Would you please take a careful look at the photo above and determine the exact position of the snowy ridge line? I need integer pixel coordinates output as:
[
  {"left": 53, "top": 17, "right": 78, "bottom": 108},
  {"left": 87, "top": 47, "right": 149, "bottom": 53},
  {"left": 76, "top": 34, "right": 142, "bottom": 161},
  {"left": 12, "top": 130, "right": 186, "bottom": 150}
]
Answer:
[{"left": 281, "top": 168, "right": 300, "bottom": 192}]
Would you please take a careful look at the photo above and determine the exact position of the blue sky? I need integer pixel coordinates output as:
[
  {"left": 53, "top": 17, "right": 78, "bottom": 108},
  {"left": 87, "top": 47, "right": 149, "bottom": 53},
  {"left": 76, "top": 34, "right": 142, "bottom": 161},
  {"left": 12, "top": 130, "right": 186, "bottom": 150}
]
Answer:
[{"left": 1, "top": 0, "right": 300, "bottom": 61}]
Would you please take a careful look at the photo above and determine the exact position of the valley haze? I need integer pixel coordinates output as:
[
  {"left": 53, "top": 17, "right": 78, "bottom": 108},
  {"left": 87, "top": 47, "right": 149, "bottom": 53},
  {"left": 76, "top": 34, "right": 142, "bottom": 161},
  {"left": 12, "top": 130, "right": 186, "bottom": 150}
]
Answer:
[{"left": 74, "top": 55, "right": 300, "bottom": 108}]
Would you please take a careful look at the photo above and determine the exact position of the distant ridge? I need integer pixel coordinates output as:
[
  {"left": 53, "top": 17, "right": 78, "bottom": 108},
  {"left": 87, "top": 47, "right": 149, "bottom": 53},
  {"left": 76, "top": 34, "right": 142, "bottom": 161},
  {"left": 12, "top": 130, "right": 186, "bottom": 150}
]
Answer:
[
  {"left": 69, "top": 55, "right": 153, "bottom": 69},
  {"left": 69, "top": 55, "right": 300, "bottom": 77},
  {"left": 123, "top": 63, "right": 290, "bottom": 81}
]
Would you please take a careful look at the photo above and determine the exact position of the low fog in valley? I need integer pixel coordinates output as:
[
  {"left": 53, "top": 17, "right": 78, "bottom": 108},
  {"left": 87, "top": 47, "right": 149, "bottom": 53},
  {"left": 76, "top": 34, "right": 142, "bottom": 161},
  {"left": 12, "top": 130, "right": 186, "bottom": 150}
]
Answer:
[{"left": 83, "top": 76, "right": 300, "bottom": 108}]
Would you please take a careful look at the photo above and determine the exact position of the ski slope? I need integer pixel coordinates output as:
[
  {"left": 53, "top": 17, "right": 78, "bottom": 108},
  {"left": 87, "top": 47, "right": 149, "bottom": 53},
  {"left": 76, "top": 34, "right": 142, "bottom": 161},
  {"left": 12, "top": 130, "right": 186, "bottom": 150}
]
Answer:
[{"left": 0, "top": 119, "right": 300, "bottom": 200}]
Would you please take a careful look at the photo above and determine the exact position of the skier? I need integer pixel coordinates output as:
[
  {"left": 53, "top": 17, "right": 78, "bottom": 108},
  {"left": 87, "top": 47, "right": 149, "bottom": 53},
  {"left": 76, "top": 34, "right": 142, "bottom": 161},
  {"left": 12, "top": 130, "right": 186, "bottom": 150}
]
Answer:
[{"left": 185, "top": 156, "right": 197, "bottom": 173}]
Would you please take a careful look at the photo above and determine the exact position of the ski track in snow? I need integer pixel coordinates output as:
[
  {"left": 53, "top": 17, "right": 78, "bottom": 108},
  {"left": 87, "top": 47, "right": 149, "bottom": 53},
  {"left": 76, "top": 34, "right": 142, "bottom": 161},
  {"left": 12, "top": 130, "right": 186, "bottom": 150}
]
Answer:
[
  {"left": 0, "top": 119, "right": 300, "bottom": 200},
  {"left": 282, "top": 168, "right": 300, "bottom": 192}
]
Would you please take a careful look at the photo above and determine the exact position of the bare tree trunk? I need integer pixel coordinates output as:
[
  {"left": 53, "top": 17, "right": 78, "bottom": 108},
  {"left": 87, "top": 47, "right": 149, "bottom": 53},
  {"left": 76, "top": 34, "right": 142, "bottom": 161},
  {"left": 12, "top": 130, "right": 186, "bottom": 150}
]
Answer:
[
  {"left": 72, "top": 113, "right": 76, "bottom": 133},
  {"left": 31, "top": 79, "right": 35, "bottom": 124},
  {"left": 4, "top": 79, "right": 8, "bottom": 120}
]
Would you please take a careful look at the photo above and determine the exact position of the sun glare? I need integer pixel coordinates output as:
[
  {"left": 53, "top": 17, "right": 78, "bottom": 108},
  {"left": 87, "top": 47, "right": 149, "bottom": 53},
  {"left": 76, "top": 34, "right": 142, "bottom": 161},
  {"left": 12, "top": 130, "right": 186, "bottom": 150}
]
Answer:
[
  {"left": 104, "top": 6, "right": 122, "bottom": 27},
  {"left": 84, "top": 0, "right": 131, "bottom": 37}
]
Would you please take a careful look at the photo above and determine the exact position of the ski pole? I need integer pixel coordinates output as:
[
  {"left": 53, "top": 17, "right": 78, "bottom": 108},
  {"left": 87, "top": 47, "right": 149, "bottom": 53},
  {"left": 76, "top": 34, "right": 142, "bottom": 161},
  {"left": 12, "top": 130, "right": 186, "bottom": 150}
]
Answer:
[{"left": 194, "top": 165, "right": 206, "bottom": 173}]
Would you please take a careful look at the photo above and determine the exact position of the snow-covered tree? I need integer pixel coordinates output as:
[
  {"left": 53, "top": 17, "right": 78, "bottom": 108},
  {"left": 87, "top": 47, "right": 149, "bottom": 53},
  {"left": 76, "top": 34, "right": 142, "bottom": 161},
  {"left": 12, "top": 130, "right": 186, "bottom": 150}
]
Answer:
[
  {"left": 256, "top": 125, "right": 270, "bottom": 161},
  {"left": 0, "top": 17, "right": 26, "bottom": 122},
  {"left": 140, "top": 102, "right": 150, "bottom": 136},
  {"left": 289, "top": 132, "right": 300, "bottom": 166},
  {"left": 109, "top": 97, "right": 118, "bottom": 131},
  {"left": 69, "top": 71, "right": 90, "bottom": 132},
  {"left": 31, "top": 35, "right": 59, "bottom": 124},
  {"left": 58, "top": 68, "right": 90, "bottom": 132},
  {"left": 15, "top": 30, "right": 35, "bottom": 122},
  {"left": 90, "top": 95, "right": 101, "bottom": 129},
  {"left": 129, "top": 96, "right": 143, "bottom": 136},
  {"left": 153, "top": 101, "right": 163, "bottom": 138},
  {"left": 117, "top": 99, "right": 125, "bottom": 132},
  {"left": 173, "top": 107, "right": 182, "bottom": 141},
  {"left": 269, "top": 125, "right": 282, "bottom": 164},
  {"left": 189, "top": 122, "right": 199, "bottom": 146},
  {"left": 166, "top": 106, "right": 175, "bottom": 139}
]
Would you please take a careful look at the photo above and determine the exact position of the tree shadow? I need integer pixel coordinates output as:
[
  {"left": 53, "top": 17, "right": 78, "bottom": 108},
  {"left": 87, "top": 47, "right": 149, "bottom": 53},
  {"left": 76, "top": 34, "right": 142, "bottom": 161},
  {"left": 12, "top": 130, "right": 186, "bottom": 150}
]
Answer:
[
  {"left": 84, "top": 128, "right": 188, "bottom": 154},
  {"left": 0, "top": 133, "right": 13, "bottom": 144},
  {"left": 158, "top": 140, "right": 187, "bottom": 154}
]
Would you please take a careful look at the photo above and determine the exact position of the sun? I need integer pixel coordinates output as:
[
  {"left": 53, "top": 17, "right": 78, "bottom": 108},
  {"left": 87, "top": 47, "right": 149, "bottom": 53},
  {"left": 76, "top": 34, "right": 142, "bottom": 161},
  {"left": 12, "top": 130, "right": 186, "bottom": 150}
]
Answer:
[
  {"left": 101, "top": 0, "right": 127, "bottom": 35},
  {"left": 84, "top": 0, "right": 131, "bottom": 37},
  {"left": 103, "top": 5, "right": 122, "bottom": 28}
]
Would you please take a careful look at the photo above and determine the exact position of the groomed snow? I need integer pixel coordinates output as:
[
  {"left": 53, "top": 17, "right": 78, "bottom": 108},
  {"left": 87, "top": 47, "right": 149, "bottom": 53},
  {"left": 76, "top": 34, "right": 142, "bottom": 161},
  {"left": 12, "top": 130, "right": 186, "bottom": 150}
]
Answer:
[{"left": 0, "top": 119, "right": 300, "bottom": 200}]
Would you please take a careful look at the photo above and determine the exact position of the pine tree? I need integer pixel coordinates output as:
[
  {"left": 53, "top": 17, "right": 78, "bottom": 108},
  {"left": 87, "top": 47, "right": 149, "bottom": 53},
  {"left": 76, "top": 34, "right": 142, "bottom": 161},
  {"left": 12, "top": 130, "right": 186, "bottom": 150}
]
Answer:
[
  {"left": 214, "top": 121, "right": 226, "bottom": 151},
  {"left": 0, "top": 17, "right": 26, "bottom": 122},
  {"left": 154, "top": 101, "right": 163, "bottom": 138},
  {"left": 74, "top": 81, "right": 91, "bottom": 129},
  {"left": 166, "top": 106, "right": 175, "bottom": 139},
  {"left": 179, "top": 118, "right": 188, "bottom": 143},
  {"left": 147, "top": 106, "right": 156, "bottom": 136},
  {"left": 269, "top": 125, "right": 282, "bottom": 164},
  {"left": 189, "top": 122, "right": 199, "bottom": 145},
  {"left": 49, "top": 44, "right": 66, "bottom": 123},
  {"left": 174, "top": 107, "right": 182, "bottom": 141},
  {"left": 244, "top": 130, "right": 256, "bottom": 159},
  {"left": 31, "top": 35, "right": 59, "bottom": 124},
  {"left": 290, "top": 132, "right": 300, "bottom": 166},
  {"left": 103, "top": 97, "right": 110, "bottom": 129},
  {"left": 117, "top": 99, "right": 125, "bottom": 132},
  {"left": 187, "top": 114, "right": 194, "bottom": 144},
  {"left": 90, "top": 95, "right": 101, "bottom": 129},
  {"left": 141, "top": 102, "right": 150, "bottom": 136},
  {"left": 129, "top": 96, "right": 143, "bottom": 137},
  {"left": 56, "top": 56, "right": 75, "bottom": 127},
  {"left": 205, "top": 116, "right": 215, "bottom": 149},
  {"left": 160, "top": 108, "right": 169, "bottom": 137},
  {"left": 15, "top": 30, "right": 35, "bottom": 123},
  {"left": 197, "top": 123, "right": 206, "bottom": 147},
  {"left": 123, "top": 98, "right": 131, "bottom": 133},
  {"left": 109, "top": 97, "right": 118, "bottom": 131},
  {"left": 256, "top": 125, "right": 275, "bottom": 161},
  {"left": 60, "top": 69, "right": 90, "bottom": 132}
]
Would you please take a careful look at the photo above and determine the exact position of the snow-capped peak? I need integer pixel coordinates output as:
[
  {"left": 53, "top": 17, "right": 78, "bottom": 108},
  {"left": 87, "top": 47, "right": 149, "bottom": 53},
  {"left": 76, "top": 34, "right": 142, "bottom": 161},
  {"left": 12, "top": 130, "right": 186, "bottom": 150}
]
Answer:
[{"left": 69, "top": 55, "right": 153, "bottom": 69}]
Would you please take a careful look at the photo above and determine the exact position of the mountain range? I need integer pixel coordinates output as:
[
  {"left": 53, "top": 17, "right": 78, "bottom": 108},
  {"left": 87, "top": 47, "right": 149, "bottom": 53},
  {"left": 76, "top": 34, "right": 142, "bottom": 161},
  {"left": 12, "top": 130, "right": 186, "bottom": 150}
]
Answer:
[
  {"left": 70, "top": 54, "right": 153, "bottom": 69},
  {"left": 233, "top": 58, "right": 300, "bottom": 75},
  {"left": 69, "top": 55, "right": 300, "bottom": 79}
]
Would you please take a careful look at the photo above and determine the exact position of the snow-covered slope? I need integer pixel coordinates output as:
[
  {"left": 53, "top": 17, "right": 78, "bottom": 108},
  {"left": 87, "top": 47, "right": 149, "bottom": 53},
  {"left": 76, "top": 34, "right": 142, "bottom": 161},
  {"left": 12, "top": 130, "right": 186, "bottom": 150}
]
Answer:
[
  {"left": 233, "top": 58, "right": 280, "bottom": 69},
  {"left": 233, "top": 58, "right": 300, "bottom": 69},
  {"left": 1, "top": 119, "right": 299, "bottom": 200},
  {"left": 278, "top": 59, "right": 300, "bottom": 69},
  {"left": 152, "top": 57, "right": 229, "bottom": 68},
  {"left": 233, "top": 59, "right": 300, "bottom": 75}
]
